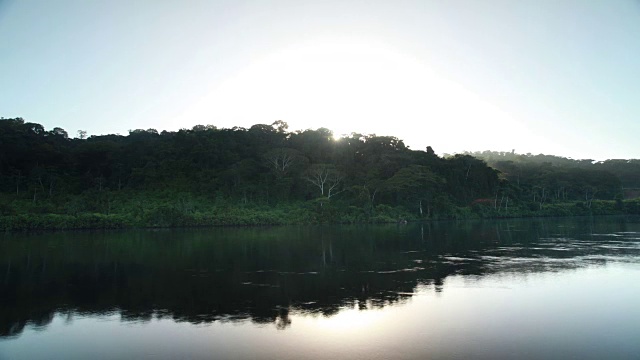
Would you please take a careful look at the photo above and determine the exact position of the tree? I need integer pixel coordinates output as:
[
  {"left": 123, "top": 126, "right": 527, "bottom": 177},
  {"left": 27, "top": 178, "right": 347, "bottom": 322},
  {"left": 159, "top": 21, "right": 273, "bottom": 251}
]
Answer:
[
  {"left": 271, "top": 120, "right": 289, "bottom": 133},
  {"left": 191, "top": 124, "right": 217, "bottom": 132},
  {"left": 386, "top": 165, "right": 443, "bottom": 217},
  {"left": 305, "top": 164, "right": 344, "bottom": 199},
  {"left": 50, "top": 127, "right": 68, "bottom": 138},
  {"left": 264, "top": 148, "right": 301, "bottom": 178}
]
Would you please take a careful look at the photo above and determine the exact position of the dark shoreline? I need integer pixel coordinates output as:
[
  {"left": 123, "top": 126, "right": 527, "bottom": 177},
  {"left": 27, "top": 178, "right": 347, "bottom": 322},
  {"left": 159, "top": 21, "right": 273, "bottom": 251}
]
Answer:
[{"left": 2, "top": 199, "right": 637, "bottom": 232}]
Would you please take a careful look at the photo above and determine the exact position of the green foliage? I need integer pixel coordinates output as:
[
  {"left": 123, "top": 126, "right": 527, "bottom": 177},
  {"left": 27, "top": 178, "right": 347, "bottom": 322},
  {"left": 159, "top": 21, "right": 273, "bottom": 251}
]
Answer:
[
  {"left": 0, "top": 118, "right": 638, "bottom": 230},
  {"left": 625, "top": 200, "right": 640, "bottom": 214},
  {"left": 0, "top": 213, "right": 131, "bottom": 231}
]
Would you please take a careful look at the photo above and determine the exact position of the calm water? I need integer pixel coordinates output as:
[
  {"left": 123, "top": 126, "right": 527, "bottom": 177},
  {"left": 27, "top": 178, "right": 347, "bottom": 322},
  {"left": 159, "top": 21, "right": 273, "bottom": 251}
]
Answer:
[{"left": 1, "top": 216, "right": 640, "bottom": 359}]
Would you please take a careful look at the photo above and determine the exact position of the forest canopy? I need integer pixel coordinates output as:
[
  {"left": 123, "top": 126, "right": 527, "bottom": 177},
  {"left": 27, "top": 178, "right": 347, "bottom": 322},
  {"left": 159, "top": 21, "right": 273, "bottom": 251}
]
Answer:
[{"left": 0, "top": 117, "right": 638, "bottom": 230}]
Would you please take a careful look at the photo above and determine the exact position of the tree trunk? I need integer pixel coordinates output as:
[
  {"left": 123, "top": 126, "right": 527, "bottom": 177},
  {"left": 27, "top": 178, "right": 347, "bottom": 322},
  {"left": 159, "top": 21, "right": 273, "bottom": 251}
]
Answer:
[
  {"left": 370, "top": 188, "right": 377, "bottom": 212},
  {"left": 15, "top": 171, "right": 21, "bottom": 196},
  {"left": 48, "top": 178, "right": 56, "bottom": 197}
]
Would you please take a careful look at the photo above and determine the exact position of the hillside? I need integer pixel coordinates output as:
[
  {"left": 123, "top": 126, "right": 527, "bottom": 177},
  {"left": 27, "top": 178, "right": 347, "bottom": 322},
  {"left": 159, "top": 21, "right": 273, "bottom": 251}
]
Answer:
[{"left": 1, "top": 118, "right": 639, "bottom": 230}]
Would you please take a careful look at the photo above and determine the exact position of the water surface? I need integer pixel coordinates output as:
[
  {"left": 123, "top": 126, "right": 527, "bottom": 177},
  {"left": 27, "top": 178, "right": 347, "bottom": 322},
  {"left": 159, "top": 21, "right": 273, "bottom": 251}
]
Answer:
[{"left": 1, "top": 216, "right": 640, "bottom": 359}]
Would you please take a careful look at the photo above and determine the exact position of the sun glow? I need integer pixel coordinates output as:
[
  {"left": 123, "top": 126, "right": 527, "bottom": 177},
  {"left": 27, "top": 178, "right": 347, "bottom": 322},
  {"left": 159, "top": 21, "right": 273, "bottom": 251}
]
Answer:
[
  {"left": 176, "top": 37, "right": 531, "bottom": 153},
  {"left": 299, "top": 305, "right": 388, "bottom": 334}
]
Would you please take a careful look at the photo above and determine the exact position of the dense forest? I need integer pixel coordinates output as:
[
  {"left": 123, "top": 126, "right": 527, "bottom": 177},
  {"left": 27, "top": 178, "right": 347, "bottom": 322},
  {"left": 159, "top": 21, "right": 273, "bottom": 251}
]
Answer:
[{"left": 0, "top": 117, "right": 639, "bottom": 230}]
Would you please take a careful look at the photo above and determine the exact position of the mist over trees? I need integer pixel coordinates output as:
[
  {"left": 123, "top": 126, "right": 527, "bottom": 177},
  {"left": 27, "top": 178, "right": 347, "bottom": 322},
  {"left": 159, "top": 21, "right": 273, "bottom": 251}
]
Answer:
[
  {"left": 0, "top": 117, "right": 638, "bottom": 229},
  {"left": 465, "top": 150, "right": 640, "bottom": 204}
]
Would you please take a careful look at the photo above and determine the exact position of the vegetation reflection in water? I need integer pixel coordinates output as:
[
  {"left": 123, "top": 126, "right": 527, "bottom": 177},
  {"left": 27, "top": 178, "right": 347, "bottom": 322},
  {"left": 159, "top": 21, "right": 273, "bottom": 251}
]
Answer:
[{"left": 2, "top": 216, "right": 640, "bottom": 340}]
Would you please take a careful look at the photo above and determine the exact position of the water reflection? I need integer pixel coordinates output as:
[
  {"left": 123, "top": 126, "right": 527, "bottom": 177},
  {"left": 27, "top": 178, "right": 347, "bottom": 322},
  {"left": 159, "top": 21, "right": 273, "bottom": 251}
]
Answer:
[{"left": 1, "top": 216, "right": 639, "bottom": 338}]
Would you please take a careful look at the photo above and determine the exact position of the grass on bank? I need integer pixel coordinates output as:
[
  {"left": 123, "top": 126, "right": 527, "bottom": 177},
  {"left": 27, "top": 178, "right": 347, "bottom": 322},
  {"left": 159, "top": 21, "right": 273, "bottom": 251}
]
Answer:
[{"left": 0, "top": 190, "right": 638, "bottom": 231}]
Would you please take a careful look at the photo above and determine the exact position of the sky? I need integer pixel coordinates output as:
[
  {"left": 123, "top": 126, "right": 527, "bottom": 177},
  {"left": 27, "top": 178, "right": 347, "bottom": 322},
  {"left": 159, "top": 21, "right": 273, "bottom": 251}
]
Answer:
[{"left": 1, "top": 0, "right": 639, "bottom": 160}]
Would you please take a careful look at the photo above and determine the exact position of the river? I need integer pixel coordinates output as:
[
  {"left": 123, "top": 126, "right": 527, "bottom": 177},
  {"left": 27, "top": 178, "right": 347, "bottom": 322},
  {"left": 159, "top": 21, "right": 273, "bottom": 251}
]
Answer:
[{"left": 1, "top": 216, "right": 639, "bottom": 359}]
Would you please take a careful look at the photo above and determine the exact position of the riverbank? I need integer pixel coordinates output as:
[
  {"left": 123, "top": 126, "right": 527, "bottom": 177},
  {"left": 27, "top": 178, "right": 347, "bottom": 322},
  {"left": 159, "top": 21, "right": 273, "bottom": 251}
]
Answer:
[{"left": 1, "top": 192, "right": 638, "bottom": 231}]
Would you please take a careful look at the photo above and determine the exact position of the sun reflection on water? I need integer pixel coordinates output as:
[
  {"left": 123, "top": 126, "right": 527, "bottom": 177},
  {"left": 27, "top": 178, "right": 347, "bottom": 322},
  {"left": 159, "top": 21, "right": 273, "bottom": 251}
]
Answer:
[{"left": 293, "top": 302, "right": 392, "bottom": 336}]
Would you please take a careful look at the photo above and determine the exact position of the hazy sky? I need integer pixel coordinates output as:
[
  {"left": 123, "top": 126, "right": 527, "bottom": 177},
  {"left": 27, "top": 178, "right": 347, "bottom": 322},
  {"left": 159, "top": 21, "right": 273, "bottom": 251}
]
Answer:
[{"left": 2, "top": 0, "right": 639, "bottom": 160}]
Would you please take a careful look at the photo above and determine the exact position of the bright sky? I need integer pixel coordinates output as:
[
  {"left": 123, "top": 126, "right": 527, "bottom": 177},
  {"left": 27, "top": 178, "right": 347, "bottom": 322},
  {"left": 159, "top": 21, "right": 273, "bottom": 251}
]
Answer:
[{"left": 1, "top": 0, "right": 639, "bottom": 160}]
